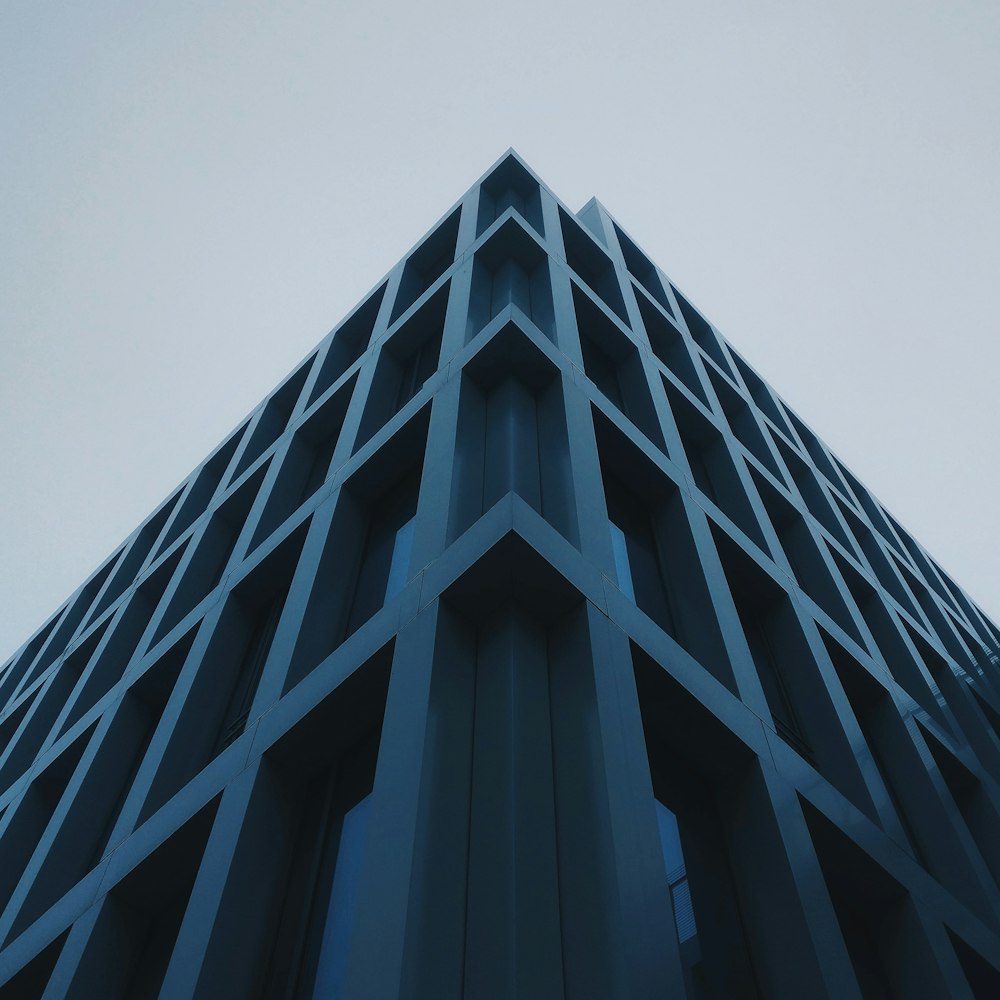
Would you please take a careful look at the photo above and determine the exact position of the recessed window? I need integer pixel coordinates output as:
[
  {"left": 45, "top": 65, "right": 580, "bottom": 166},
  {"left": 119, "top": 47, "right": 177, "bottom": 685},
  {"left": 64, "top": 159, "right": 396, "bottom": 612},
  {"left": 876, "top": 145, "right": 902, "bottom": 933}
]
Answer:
[
  {"left": 802, "top": 797, "right": 956, "bottom": 999},
  {"left": 215, "top": 591, "right": 284, "bottom": 753},
  {"left": 65, "top": 799, "right": 220, "bottom": 999},
  {"left": 597, "top": 410, "right": 736, "bottom": 691},
  {"left": 355, "top": 286, "right": 446, "bottom": 450},
  {"left": 605, "top": 475, "right": 676, "bottom": 636},
  {"left": 0, "top": 615, "right": 60, "bottom": 713},
  {"left": 706, "top": 368, "right": 781, "bottom": 479},
  {"left": 467, "top": 219, "right": 554, "bottom": 341},
  {"left": 308, "top": 791, "right": 372, "bottom": 995},
  {"left": 664, "top": 378, "right": 765, "bottom": 550},
  {"left": 251, "top": 374, "right": 358, "bottom": 552},
  {"left": 830, "top": 547, "right": 947, "bottom": 727},
  {"left": 346, "top": 471, "right": 419, "bottom": 635},
  {"left": 154, "top": 463, "right": 269, "bottom": 645},
  {"left": 477, "top": 155, "right": 544, "bottom": 236},
  {"left": 785, "top": 406, "right": 849, "bottom": 494},
  {"left": 84, "top": 491, "right": 182, "bottom": 630},
  {"left": 61, "top": 545, "right": 185, "bottom": 735},
  {"left": 822, "top": 627, "right": 936, "bottom": 869},
  {"left": 771, "top": 432, "right": 853, "bottom": 552},
  {"left": 0, "top": 725, "right": 93, "bottom": 920},
  {"left": 573, "top": 284, "right": 665, "bottom": 449},
  {"left": 6, "top": 629, "right": 194, "bottom": 942},
  {"left": 633, "top": 641, "right": 761, "bottom": 997},
  {"left": 728, "top": 350, "right": 794, "bottom": 440},
  {"left": 231, "top": 361, "right": 312, "bottom": 481},
  {"left": 285, "top": 410, "right": 429, "bottom": 690},
  {"left": 390, "top": 208, "right": 461, "bottom": 323},
  {"left": 262, "top": 731, "right": 381, "bottom": 997},
  {"left": 655, "top": 800, "right": 698, "bottom": 946},
  {"left": 614, "top": 224, "right": 673, "bottom": 314},
  {"left": 670, "top": 285, "right": 734, "bottom": 378},
  {"left": 608, "top": 521, "right": 635, "bottom": 602},
  {"left": 137, "top": 524, "right": 307, "bottom": 825},
  {"left": 559, "top": 208, "right": 628, "bottom": 323},
  {"left": 751, "top": 468, "right": 863, "bottom": 646},
  {"left": 309, "top": 284, "right": 386, "bottom": 406},
  {"left": 830, "top": 489, "right": 918, "bottom": 617},
  {"left": 157, "top": 423, "right": 249, "bottom": 556},
  {"left": 635, "top": 290, "right": 707, "bottom": 404},
  {"left": 449, "top": 327, "right": 579, "bottom": 545}
]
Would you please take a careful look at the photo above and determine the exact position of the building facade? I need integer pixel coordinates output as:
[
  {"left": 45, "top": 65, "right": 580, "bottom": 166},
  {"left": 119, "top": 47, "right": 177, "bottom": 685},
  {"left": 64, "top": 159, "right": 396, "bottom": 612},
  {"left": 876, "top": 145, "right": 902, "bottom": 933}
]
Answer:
[{"left": 1, "top": 152, "right": 1000, "bottom": 998}]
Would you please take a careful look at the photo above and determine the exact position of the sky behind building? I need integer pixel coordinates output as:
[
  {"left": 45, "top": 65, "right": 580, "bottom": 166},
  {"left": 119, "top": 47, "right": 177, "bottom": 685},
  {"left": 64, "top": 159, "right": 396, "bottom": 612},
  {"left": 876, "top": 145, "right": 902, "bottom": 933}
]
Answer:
[{"left": 2, "top": 0, "right": 998, "bottom": 660}]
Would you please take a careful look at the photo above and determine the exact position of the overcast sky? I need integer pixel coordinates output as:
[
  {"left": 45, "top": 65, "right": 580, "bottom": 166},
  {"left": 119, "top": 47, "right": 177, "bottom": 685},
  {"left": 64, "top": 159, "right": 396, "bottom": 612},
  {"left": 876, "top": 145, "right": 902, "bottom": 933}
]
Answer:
[{"left": 2, "top": 0, "right": 998, "bottom": 662}]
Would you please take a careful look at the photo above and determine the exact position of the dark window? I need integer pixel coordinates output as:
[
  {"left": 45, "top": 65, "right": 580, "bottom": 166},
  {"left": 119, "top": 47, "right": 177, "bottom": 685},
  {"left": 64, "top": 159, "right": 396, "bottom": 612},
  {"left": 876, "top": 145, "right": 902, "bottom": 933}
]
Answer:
[
  {"left": 670, "top": 285, "right": 734, "bottom": 378},
  {"left": 310, "top": 793, "right": 372, "bottom": 995},
  {"left": 579, "top": 329, "right": 625, "bottom": 411},
  {"left": 232, "top": 361, "right": 311, "bottom": 480},
  {"left": 728, "top": 350, "right": 794, "bottom": 440},
  {"left": 606, "top": 478, "right": 675, "bottom": 635},
  {"left": 355, "top": 288, "right": 446, "bottom": 451},
  {"left": 655, "top": 798, "right": 709, "bottom": 999},
  {"left": 264, "top": 739, "right": 377, "bottom": 998},
  {"left": 466, "top": 219, "right": 555, "bottom": 341},
  {"left": 476, "top": 154, "right": 544, "bottom": 236},
  {"left": 635, "top": 292, "right": 707, "bottom": 404},
  {"left": 609, "top": 521, "right": 635, "bottom": 602},
  {"left": 346, "top": 472, "right": 419, "bottom": 635},
  {"left": 157, "top": 424, "right": 248, "bottom": 555},
  {"left": 656, "top": 800, "right": 697, "bottom": 945},
  {"left": 614, "top": 223, "right": 673, "bottom": 314},
  {"left": 302, "top": 429, "right": 341, "bottom": 501},
  {"left": 390, "top": 208, "right": 461, "bottom": 323},
  {"left": 308, "top": 284, "right": 386, "bottom": 406},
  {"left": 736, "top": 597, "right": 813, "bottom": 763},
  {"left": 559, "top": 208, "right": 628, "bottom": 322},
  {"left": 215, "top": 593, "right": 284, "bottom": 752},
  {"left": 394, "top": 335, "right": 439, "bottom": 412},
  {"left": 706, "top": 368, "right": 781, "bottom": 479}
]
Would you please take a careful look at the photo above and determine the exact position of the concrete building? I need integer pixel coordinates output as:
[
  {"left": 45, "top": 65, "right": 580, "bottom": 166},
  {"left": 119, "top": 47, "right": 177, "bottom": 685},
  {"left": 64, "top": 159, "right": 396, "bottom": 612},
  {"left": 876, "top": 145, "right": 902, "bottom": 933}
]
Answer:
[{"left": 2, "top": 151, "right": 1000, "bottom": 998}]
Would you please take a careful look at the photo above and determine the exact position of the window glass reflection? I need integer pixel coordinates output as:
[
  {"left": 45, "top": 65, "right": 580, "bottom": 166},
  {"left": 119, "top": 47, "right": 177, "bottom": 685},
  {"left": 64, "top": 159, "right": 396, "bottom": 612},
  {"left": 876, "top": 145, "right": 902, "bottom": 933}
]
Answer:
[
  {"left": 311, "top": 793, "right": 372, "bottom": 998},
  {"left": 655, "top": 800, "right": 697, "bottom": 944}
]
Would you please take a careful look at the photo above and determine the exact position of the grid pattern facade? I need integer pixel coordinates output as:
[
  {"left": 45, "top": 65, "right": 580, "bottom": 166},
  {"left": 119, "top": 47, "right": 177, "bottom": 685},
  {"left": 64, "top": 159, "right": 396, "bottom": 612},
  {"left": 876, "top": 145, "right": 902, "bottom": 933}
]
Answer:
[{"left": 1, "top": 151, "right": 1000, "bottom": 998}]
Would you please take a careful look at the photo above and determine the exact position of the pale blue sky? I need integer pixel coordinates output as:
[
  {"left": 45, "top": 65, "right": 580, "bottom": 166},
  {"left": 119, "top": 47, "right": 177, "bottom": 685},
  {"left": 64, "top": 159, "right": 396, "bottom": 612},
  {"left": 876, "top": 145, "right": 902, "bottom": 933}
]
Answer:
[{"left": 2, "top": 0, "right": 999, "bottom": 660}]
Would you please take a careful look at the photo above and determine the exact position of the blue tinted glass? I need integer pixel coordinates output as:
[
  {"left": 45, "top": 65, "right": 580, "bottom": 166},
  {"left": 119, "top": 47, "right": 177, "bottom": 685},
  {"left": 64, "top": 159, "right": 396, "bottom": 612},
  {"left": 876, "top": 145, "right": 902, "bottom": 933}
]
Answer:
[
  {"left": 671, "top": 879, "right": 698, "bottom": 944},
  {"left": 655, "top": 800, "right": 684, "bottom": 875},
  {"left": 655, "top": 800, "right": 698, "bottom": 943},
  {"left": 312, "top": 793, "right": 372, "bottom": 999},
  {"left": 609, "top": 521, "right": 635, "bottom": 601},
  {"left": 385, "top": 516, "right": 415, "bottom": 601}
]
